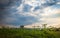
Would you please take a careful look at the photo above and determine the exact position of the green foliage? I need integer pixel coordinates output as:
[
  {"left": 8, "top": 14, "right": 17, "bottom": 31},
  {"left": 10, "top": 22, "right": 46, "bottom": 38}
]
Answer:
[{"left": 0, "top": 28, "right": 60, "bottom": 38}]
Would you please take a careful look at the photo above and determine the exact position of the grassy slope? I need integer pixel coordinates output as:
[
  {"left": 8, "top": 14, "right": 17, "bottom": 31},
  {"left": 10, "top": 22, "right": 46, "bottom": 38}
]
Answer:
[{"left": 0, "top": 28, "right": 60, "bottom": 38}]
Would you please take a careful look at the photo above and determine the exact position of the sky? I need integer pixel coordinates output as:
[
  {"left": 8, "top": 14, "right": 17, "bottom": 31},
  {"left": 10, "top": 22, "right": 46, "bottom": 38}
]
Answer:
[{"left": 0, "top": 0, "right": 60, "bottom": 26}]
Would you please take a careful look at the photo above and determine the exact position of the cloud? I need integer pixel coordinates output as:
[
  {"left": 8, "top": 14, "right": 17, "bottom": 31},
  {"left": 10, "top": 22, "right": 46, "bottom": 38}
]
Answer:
[
  {"left": 23, "top": 4, "right": 32, "bottom": 12},
  {"left": 0, "top": 0, "right": 22, "bottom": 8},
  {"left": 41, "top": 17, "right": 60, "bottom": 25},
  {"left": 40, "top": 4, "right": 60, "bottom": 25},
  {"left": 0, "top": 0, "right": 60, "bottom": 26},
  {"left": 0, "top": 0, "right": 9, "bottom": 5},
  {"left": 0, "top": 0, "right": 22, "bottom": 20},
  {"left": 41, "top": 6, "right": 60, "bottom": 17}
]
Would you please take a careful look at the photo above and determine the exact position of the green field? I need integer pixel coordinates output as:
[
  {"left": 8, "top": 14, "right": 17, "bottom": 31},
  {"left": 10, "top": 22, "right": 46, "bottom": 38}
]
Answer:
[{"left": 0, "top": 28, "right": 60, "bottom": 38}]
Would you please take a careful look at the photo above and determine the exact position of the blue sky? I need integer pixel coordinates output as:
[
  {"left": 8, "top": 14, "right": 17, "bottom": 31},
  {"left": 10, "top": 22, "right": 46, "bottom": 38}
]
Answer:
[{"left": 0, "top": 0, "right": 60, "bottom": 26}]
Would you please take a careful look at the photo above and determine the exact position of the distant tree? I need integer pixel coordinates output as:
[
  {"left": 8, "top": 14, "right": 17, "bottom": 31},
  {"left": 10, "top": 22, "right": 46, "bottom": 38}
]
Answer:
[
  {"left": 49, "top": 26, "right": 52, "bottom": 28},
  {"left": 20, "top": 25, "right": 24, "bottom": 28},
  {"left": 42, "top": 24, "right": 47, "bottom": 29}
]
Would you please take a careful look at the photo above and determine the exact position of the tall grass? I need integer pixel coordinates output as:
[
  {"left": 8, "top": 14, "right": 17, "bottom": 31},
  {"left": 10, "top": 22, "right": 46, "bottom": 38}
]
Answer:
[{"left": 0, "top": 28, "right": 60, "bottom": 38}]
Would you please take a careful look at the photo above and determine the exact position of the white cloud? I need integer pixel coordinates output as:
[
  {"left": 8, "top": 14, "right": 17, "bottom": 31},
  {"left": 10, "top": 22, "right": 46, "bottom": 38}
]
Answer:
[
  {"left": 24, "top": 0, "right": 40, "bottom": 12},
  {"left": 14, "top": 0, "right": 60, "bottom": 26},
  {"left": 57, "top": 2, "right": 60, "bottom": 4},
  {"left": 17, "top": 0, "right": 60, "bottom": 17},
  {"left": 17, "top": 1, "right": 40, "bottom": 17},
  {"left": 41, "top": 17, "right": 60, "bottom": 24},
  {"left": 24, "top": 0, "right": 40, "bottom": 6},
  {"left": 17, "top": 4, "right": 24, "bottom": 12},
  {"left": 40, "top": 0, "right": 46, "bottom": 4},
  {"left": 41, "top": 7, "right": 60, "bottom": 17}
]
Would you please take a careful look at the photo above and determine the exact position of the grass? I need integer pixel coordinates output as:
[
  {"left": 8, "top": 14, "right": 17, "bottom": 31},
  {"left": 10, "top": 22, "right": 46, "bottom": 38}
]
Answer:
[{"left": 0, "top": 28, "right": 60, "bottom": 38}]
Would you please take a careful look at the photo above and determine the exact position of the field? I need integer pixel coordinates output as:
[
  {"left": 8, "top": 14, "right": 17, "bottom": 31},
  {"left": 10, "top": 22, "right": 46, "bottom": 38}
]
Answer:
[{"left": 0, "top": 28, "right": 60, "bottom": 38}]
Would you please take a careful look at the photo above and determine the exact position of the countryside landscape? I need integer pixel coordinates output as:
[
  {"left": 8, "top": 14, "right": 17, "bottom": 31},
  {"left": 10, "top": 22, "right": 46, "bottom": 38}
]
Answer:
[
  {"left": 0, "top": 0, "right": 60, "bottom": 38},
  {"left": 0, "top": 24, "right": 60, "bottom": 38}
]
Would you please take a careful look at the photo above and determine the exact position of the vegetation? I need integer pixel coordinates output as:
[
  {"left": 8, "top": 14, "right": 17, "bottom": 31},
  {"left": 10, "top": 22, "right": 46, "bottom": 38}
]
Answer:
[
  {"left": 20, "top": 25, "right": 24, "bottom": 28},
  {"left": 0, "top": 27, "right": 60, "bottom": 38}
]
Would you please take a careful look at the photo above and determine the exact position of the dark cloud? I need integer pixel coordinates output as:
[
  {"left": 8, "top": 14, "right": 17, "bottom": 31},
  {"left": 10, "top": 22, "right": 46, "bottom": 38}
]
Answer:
[
  {"left": 0, "top": 13, "right": 39, "bottom": 25},
  {"left": 0, "top": 0, "right": 22, "bottom": 8},
  {"left": 40, "top": 0, "right": 58, "bottom": 8},
  {"left": 23, "top": 4, "right": 32, "bottom": 12},
  {"left": 0, "top": 0, "right": 22, "bottom": 24},
  {"left": 33, "top": 6, "right": 40, "bottom": 11}
]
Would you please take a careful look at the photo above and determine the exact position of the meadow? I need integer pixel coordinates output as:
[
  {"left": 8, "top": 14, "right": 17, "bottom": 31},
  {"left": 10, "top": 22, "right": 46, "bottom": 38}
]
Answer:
[{"left": 0, "top": 28, "right": 60, "bottom": 38}]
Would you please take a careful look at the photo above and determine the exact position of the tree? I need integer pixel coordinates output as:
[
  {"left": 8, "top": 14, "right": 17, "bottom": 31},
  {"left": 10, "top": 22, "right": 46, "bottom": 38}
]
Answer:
[
  {"left": 20, "top": 25, "right": 24, "bottom": 28},
  {"left": 42, "top": 24, "right": 47, "bottom": 29}
]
